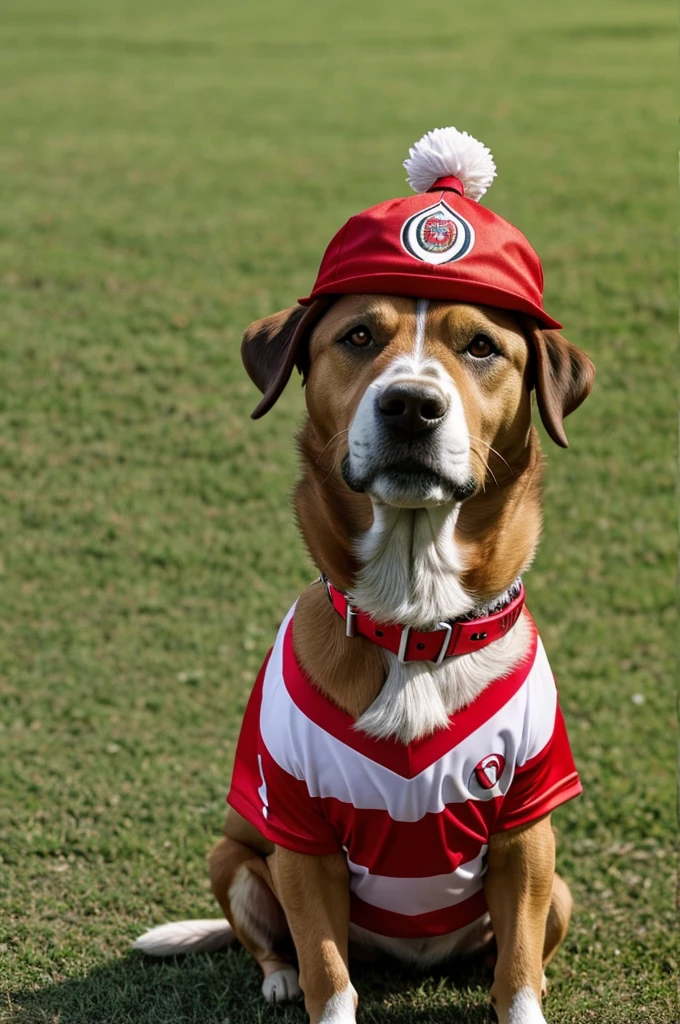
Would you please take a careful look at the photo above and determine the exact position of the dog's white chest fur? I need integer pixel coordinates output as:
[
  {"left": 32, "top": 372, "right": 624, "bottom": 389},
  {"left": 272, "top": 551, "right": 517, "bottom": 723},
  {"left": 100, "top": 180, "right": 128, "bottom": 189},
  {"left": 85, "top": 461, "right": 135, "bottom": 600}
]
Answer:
[{"left": 350, "top": 503, "right": 531, "bottom": 745}]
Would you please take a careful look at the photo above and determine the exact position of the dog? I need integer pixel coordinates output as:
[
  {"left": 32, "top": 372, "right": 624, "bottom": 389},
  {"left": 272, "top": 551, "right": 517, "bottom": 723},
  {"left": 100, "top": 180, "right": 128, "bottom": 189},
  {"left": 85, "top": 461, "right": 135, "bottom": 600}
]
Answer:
[{"left": 134, "top": 129, "right": 595, "bottom": 1024}]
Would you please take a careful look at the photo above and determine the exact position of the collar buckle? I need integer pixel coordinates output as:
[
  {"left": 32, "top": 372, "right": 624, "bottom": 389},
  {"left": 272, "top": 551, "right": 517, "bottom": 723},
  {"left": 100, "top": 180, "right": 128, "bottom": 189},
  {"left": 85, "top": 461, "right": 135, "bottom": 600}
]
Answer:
[
  {"left": 397, "top": 621, "right": 454, "bottom": 664},
  {"left": 397, "top": 625, "right": 411, "bottom": 663},
  {"left": 434, "top": 621, "right": 454, "bottom": 664},
  {"left": 345, "top": 602, "right": 357, "bottom": 638}
]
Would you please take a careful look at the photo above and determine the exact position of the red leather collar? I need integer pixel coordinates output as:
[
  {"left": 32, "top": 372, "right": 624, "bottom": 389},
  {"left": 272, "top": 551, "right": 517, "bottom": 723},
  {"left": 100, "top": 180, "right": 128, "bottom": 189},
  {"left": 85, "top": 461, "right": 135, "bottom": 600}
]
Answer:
[{"left": 322, "top": 577, "right": 525, "bottom": 664}]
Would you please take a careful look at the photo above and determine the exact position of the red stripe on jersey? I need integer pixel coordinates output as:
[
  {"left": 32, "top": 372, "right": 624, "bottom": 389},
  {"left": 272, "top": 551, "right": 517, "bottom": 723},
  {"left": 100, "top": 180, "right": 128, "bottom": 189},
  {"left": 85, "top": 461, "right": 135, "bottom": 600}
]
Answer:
[
  {"left": 350, "top": 887, "right": 488, "bottom": 938},
  {"left": 318, "top": 795, "right": 497, "bottom": 878},
  {"left": 284, "top": 614, "right": 539, "bottom": 778}
]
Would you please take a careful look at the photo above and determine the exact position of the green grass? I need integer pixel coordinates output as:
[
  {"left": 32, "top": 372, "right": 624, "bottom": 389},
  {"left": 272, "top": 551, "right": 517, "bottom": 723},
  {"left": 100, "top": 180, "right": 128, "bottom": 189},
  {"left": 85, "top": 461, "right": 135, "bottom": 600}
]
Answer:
[{"left": 0, "top": 0, "right": 675, "bottom": 1021}]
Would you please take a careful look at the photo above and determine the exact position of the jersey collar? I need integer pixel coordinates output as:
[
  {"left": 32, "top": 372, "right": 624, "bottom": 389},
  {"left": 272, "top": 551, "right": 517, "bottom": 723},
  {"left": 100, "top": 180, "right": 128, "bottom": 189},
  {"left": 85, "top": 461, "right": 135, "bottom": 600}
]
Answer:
[{"left": 321, "top": 575, "right": 525, "bottom": 664}]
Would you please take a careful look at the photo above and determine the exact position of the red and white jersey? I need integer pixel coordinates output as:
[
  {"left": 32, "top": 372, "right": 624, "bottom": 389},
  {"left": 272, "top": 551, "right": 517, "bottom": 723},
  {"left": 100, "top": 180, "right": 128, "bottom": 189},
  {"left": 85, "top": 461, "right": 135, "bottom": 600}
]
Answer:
[{"left": 228, "top": 604, "right": 581, "bottom": 940}]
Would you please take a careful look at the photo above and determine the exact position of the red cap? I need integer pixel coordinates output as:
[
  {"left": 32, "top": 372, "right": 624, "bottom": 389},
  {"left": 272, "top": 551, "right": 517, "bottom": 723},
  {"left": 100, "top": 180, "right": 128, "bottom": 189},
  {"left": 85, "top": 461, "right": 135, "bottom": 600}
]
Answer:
[{"left": 298, "top": 128, "right": 561, "bottom": 330}]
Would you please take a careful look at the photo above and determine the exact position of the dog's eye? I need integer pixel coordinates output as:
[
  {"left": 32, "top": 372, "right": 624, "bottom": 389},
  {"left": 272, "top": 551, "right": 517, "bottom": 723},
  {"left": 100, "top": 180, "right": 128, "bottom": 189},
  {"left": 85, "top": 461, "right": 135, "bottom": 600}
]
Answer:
[
  {"left": 466, "top": 334, "right": 496, "bottom": 359},
  {"left": 340, "top": 326, "right": 373, "bottom": 348}
]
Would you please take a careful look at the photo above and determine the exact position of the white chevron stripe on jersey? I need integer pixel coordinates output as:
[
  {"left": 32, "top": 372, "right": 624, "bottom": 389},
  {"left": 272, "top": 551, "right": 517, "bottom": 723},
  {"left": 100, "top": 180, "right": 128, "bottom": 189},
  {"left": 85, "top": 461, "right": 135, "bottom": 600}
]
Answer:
[
  {"left": 259, "top": 607, "right": 557, "bottom": 823},
  {"left": 346, "top": 846, "right": 488, "bottom": 916}
]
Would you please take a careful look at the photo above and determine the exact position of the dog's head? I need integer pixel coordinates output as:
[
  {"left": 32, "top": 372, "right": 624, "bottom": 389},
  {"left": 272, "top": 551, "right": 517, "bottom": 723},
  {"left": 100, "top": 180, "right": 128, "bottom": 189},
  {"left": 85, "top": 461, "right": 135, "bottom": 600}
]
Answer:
[{"left": 241, "top": 295, "right": 594, "bottom": 510}]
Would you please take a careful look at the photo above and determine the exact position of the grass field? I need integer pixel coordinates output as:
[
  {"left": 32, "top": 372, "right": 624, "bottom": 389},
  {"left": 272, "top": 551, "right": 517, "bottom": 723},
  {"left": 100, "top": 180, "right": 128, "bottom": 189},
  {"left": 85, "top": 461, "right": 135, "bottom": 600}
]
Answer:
[{"left": 0, "top": 1, "right": 676, "bottom": 1022}]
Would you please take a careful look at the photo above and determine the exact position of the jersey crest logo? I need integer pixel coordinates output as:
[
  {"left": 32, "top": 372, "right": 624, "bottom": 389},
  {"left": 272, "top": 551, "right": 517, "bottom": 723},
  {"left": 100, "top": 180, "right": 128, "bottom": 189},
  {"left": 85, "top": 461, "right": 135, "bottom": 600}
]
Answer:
[
  {"left": 469, "top": 753, "right": 506, "bottom": 799},
  {"left": 401, "top": 201, "right": 475, "bottom": 265}
]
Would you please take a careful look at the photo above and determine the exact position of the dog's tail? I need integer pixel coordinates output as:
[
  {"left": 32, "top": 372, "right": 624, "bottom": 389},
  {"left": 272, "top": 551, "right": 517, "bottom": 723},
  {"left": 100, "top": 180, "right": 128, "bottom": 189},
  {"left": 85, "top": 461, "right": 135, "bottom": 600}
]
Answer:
[{"left": 133, "top": 919, "right": 236, "bottom": 956}]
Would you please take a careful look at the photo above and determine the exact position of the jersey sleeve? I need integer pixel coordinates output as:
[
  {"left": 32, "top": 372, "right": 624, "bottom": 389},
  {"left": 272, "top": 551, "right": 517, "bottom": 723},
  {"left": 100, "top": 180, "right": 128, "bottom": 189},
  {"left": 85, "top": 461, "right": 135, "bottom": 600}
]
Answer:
[
  {"left": 227, "top": 652, "right": 342, "bottom": 856},
  {"left": 494, "top": 702, "right": 582, "bottom": 832}
]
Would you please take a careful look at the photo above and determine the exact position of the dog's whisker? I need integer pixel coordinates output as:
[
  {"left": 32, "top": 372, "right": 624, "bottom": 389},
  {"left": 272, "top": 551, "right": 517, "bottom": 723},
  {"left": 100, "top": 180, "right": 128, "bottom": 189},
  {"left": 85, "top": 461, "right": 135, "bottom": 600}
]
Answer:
[
  {"left": 470, "top": 442, "right": 501, "bottom": 490},
  {"left": 319, "top": 445, "right": 346, "bottom": 486},
  {"left": 468, "top": 434, "right": 515, "bottom": 477},
  {"left": 315, "top": 429, "right": 349, "bottom": 465}
]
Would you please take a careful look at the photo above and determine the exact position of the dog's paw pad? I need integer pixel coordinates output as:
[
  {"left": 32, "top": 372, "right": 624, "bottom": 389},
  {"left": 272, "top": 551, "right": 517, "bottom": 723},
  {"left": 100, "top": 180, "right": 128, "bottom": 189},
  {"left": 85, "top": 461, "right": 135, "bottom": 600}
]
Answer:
[{"left": 262, "top": 967, "right": 301, "bottom": 1003}]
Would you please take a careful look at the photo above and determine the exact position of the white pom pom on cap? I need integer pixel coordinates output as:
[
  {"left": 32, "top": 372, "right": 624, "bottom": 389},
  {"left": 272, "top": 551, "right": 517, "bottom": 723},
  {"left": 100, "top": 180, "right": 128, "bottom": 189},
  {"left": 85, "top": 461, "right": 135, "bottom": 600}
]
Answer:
[{"left": 404, "top": 127, "right": 496, "bottom": 202}]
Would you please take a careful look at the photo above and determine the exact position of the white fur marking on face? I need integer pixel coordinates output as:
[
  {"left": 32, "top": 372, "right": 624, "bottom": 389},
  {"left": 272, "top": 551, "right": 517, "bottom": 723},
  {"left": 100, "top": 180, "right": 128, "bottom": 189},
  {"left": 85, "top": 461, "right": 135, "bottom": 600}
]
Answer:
[
  {"left": 413, "top": 298, "right": 429, "bottom": 363},
  {"left": 345, "top": 297, "right": 471, "bottom": 508},
  {"left": 346, "top": 378, "right": 382, "bottom": 486},
  {"left": 507, "top": 986, "right": 546, "bottom": 1024},
  {"left": 318, "top": 982, "right": 357, "bottom": 1023},
  {"left": 347, "top": 357, "right": 471, "bottom": 509}
]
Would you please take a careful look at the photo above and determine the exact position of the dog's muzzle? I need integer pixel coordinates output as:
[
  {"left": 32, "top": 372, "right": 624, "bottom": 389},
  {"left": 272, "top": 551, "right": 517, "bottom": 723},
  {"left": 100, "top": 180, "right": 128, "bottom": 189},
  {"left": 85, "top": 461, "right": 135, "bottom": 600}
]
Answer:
[{"left": 343, "top": 377, "right": 475, "bottom": 506}]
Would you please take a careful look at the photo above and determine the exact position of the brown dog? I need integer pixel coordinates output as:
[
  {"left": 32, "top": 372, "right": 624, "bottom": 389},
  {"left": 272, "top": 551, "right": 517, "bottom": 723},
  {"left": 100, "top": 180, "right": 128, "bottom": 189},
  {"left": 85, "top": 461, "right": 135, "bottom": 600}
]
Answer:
[{"left": 135, "top": 294, "right": 594, "bottom": 1024}]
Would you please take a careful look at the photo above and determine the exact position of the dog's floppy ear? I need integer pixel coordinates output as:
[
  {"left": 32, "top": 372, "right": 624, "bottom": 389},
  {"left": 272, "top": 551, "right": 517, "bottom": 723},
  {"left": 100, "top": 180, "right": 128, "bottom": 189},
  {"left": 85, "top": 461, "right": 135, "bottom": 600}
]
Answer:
[
  {"left": 241, "top": 299, "right": 334, "bottom": 419},
  {"left": 521, "top": 318, "right": 596, "bottom": 448}
]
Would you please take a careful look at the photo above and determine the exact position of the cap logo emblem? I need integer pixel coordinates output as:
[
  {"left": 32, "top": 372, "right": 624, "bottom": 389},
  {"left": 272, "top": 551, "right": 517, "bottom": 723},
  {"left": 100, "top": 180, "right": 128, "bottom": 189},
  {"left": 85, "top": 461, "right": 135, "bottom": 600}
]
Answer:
[
  {"left": 401, "top": 200, "right": 475, "bottom": 265},
  {"left": 468, "top": 753, "right": 506, "bottom": 800}
]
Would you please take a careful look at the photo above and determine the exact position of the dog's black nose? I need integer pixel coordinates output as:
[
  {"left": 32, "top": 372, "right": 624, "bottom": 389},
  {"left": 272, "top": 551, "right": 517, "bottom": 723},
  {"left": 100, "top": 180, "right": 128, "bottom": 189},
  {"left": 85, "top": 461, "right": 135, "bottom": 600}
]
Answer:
[{"left": 377, "top": 383, "right": 449, "bottom": 438}]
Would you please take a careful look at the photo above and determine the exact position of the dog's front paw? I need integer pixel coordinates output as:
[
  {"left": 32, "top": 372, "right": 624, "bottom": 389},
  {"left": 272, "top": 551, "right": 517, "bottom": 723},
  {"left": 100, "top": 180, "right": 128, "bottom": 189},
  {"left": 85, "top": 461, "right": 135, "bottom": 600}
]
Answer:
[
  {"left": 261, "top": 966, "right": 301, "bottom": 1003},
  {"left": 317, "top": 983, "right": 358, "bottom": 1023},
  {"left": 506, "top": 986, "right": 547, "bottom": 1024}
]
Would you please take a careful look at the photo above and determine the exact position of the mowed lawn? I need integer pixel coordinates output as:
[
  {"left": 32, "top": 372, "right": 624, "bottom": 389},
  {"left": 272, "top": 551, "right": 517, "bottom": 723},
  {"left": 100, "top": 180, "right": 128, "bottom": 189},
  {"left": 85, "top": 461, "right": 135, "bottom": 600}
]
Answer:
[{"left": 0, "top": 1, "right": 675, "bottom": 1022}]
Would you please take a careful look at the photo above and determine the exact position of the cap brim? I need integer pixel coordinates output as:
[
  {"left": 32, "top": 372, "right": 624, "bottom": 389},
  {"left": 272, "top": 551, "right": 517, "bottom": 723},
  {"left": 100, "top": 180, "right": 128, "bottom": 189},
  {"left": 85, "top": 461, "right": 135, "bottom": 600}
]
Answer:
[{"left": 299, "top": 274, "right": 562, "bottom": 330}]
